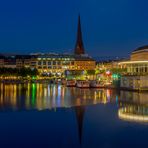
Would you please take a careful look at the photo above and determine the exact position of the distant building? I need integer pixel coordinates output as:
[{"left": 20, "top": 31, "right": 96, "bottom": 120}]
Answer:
[
  {"left": 0, "top": 15, "right": 96, "bottom": 75},
  {"left": 0, "top": 55, "right": 4, "bottom": 68},
  {"left": 4, "top": 56, "right": 16, "bottom": 68},
  {"left": 119, "top": 45, "right": 148, "bottom": 75},
  {"left": 96, "top": 58, "right": 127, "bottom": 72},
  {"left": 29, "top": 54, "right": 95, "bottom": 74},
  {"left": 16, "top": 55, "right": 32, "bottom": 69},
  {"left": 131, "top": 45, "right": 148, "bottom": 61},
  {"left": 119, "top": 45, "right": 148, "bottom": 90}
]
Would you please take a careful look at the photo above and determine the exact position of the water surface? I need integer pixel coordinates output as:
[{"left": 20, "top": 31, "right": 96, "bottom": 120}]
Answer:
[{"left": 0, "top": 83, "right": 148, "bottom": 148}]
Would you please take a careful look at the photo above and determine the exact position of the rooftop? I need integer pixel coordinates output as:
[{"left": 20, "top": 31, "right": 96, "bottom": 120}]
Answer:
[{"left": 133, "top": 45, "right": 148, "bottom": 53}]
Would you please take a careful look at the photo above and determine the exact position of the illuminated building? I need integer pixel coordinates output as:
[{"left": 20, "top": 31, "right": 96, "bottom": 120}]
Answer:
[
  {"left": 0, "top": 55, "right": 4, "bottom": 68},
  {"left": 131, "top": 45, "right": 148, "bottom": 61},
  {"left": 30, "top": 54, "right": 75, "bottom": 74},
  {"left": 29, "top": 54, "right": 95, "bottom": 74},
  {"left": 4, "top": 55, "right": 16, "bottom": 68},
  {"left": 0, "top": 55, "right": 16, "bottom": 68},
  {"left": 96, "top": 60, "right": 121, "bottom": 72},
  {"left": 16, "top": 55, "right": 32, "bottom": 68},
  {"left": 0, "top": 53, "right": 95, "bottom": 76},
  {"left": 119, "top": 46, "right": 148, "bottom": 75},
  {"left": 119, "top": 45, "right": 148, "bottom": 90}
]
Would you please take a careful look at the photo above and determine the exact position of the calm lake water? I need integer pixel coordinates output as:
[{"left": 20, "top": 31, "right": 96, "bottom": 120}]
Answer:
[{"left": 0, "top": 83, "right": 148, "bottom": 148}]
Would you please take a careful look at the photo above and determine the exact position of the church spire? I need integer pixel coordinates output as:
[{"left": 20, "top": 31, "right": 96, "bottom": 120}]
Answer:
[{"left": 74, "top": 15, "right": 85, "bottom": 55}]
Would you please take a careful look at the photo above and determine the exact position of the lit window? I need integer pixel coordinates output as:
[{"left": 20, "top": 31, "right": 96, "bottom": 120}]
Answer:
[
  {"left": 48, "top": 61, "right": 52, "bottom": 65},
  {"left": 43, "top": 61, "right": 46, "bottom": 65},
  {"left": 53, "top": 61, "right": 56, "bottom": 65}
]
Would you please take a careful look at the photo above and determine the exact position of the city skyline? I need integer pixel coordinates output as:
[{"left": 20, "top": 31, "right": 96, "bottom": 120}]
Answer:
[
  {"left": 0, "top": 0, "right": 148, "bottom": 57},
  {"left": 1, "top": 1, "right": 148, "bottom": 148}
]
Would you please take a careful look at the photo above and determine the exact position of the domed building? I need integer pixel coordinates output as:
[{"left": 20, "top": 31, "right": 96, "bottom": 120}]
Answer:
[
  {"left": 119, "top": 45, "right": 148, "bottom": 75},
  {"left": 119, "top": 45, "right": 148, "bottom": 90},
  {"left": 131, "top": 45, "right": 148, "bottom": 61}
]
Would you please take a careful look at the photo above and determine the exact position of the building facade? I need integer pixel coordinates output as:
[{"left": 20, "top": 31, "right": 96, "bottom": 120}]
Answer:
[
  {"left": 119, "top": 45, "right": 148, "bottom": 90},
  {"left": 29, "top": 54, "right": 96, "bottom": 74},
  {"left": 0, "top": 55, "right": 4, "bottom": 68},
  {"left": 16, "top": 55, "right": 32, "bottom": 69}
]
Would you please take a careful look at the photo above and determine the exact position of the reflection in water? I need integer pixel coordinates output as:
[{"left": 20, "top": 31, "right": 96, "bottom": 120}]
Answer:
[
  {"left": 1, "top": 84, "right": 148, "bottom": 147},
  {"left": 2, "top": 83, "right": 148, "bottom": 124},
  {"left": 118, "top": 105, "right": 148, "bottom": 122},
  {"left": 0, "top": 83, "right": 116, "bottom": 146},
  {"left": 118, "top": 91, "right": 148, "bottom": 123},
  {"left": 0, "top": 83, "right": 113, "bottom": 111},
  {"left": 75, "top": 106, "right": 85, "bottom": 145}
]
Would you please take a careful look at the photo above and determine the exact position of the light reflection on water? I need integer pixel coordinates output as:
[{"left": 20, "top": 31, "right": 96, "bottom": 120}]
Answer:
[
  {"left": 0, "top": 83, "right": 115, "bottom": 111},
  {"left": 1, "top": 83, "right": 148, "bottom": 123},
  {"left": 0, "top": 84, "right": 148, "bottom": 147},
  {"left": 118, "top": 91, "right": 148, "bottom": 123}
]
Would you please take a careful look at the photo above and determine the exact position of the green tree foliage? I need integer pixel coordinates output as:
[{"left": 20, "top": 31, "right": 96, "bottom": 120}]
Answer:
[
  {"left": 86, "top": 70, "right": 96, "bottom": 75},
  {"left": 110, "top": 68, "right": 127, "bottom": 74},
  {"left": 0, "top": 68, "right": 39, "bottom": 77}
]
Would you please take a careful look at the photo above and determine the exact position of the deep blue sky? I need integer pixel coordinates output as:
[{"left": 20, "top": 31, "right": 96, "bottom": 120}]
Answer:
[{"left": 0, "top": 0, "right": 148, "bottom": 57}]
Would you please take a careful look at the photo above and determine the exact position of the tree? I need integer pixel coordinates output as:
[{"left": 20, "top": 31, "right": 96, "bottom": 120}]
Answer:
[
  {"left": 0, "top": 67, "right": 39, "bottom": 78},
  {"left": 86, "top": 70, "right": 95, "bottom": 75},
  {"left": 110, "top": 68, "right": 127, "bottom": 75}
]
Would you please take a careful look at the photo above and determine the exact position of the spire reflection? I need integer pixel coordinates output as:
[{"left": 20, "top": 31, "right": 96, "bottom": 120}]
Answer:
[{"left": 75, "top": 106, "right": 85, "bottom": 145}]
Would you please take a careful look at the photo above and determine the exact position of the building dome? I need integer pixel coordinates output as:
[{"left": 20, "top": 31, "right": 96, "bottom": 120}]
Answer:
[
  {"left": 133, "top": 45, "right": 148, "bottom": 52},
  {"left": 131, "top": 45, "right": 148, "bottom": 61}
]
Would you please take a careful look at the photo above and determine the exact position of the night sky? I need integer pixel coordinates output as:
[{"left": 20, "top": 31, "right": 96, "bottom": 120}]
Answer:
[{"left": 0, "top": 0, "right": 148, "bottom": 57}]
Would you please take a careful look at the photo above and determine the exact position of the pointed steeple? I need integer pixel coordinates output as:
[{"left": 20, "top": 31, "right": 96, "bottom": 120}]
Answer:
[{"left": 74, "top": 15, "right": 85, "bottom": 55}]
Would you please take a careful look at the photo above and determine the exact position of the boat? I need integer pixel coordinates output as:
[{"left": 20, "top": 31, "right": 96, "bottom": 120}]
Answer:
[
  {"left": 104, "top": 82, "right": 112, "bottom": 87},
  {"left": 90, "top": 80, "right": 104, "bottom": 88},
  {"left": 66, "top": 80, "right": 76, "bottom": 87},
  {"left": 76, "top": 80, "right": 90, "bottom": 88}
]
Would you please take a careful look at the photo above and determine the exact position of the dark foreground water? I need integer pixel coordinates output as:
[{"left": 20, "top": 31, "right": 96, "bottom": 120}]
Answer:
[{"left": 0, "top": 83, "right": 148, "bottom": 148}]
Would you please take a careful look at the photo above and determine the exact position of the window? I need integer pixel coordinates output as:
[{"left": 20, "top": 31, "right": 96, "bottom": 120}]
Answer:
[
  {"left": 38, "top": 61, "right": 42, "bottom": 65},
  {"left": 53, "top": 61, "right": 56, "bottom": 65},
  {"left": 145, "top": 67, "right": 148, "bottom": 73},
  {"left": 48, "top": 66, "right": 52, "bottom": 69},
  {"left": 57, "top": 61, "right": 61, "bottom": 65},
  {"left": 31, "top": 62, "right": 36, "bottom": 65},
  {"left": 43, "top": 61, "right": 46, "bottom": 65},
  {"left": 71, "top": 61, "right": 74, "bottom": 65},
  {"left": 48, "top": 61, "right": 52, "bottom": 65},
  {"left": 136, "top": 67, "right": 138, "bottom": 73}
]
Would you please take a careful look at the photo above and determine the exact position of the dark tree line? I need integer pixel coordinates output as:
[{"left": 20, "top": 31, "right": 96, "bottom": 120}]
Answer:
[{"left": 0, "top": 67, "right": 39, "bottom": 77}]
